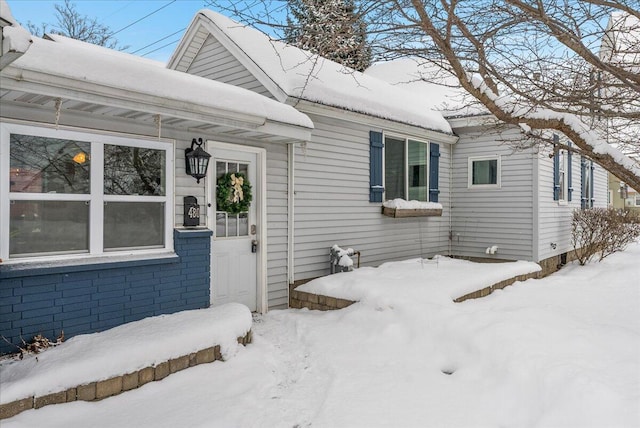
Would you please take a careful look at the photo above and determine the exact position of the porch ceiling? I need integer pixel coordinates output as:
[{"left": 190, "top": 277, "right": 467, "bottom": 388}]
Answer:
[{"left": 0, "top": 88, "right": 305, "bottom": 144}]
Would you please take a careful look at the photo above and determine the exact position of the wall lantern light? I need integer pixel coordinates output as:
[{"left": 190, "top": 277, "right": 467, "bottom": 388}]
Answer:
[{"left": 185, "top": 138, "right": 211, "bottom": 183}]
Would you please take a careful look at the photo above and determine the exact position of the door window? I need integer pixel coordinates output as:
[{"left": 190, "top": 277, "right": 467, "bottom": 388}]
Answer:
[{"left": 215, "top": 160, "right": 249, "bottom": 238}]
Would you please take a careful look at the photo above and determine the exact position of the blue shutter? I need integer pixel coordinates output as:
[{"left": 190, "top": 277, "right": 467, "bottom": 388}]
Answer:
[
  {"left": 553, "top": 134, "right": 560, "bottom": 200},
  {"left": 580, "top": 157, "right": 587, "bottom": 209},
  {"left": 369, "top": 131, "right": 384, "bottom": 202},
  {"left": 590, "top": 161, "right": 595, "bottom": 208},
  {"left": 429, "top": 143, "right": 440, "bottom": 202},
  {"left": 567, "top": 141, "right": 573, "bottom": 202}
]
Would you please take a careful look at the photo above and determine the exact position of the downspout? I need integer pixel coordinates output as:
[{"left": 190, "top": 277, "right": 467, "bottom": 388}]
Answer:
[
  {"left": 448, "top": 142, "right": 454, "bottom": 256},
  {"left": 287, "top": 142, "right": 296, "bottom": 298},
  {"left": 532, "top": 147, "right": 540, "bottom": 262}
]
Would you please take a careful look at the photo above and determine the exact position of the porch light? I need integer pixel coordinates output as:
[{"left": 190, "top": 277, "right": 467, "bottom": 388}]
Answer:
[
  {"left": 185, "top": 138, "right": 211, "bottom": 183},
  {"left": 72, "top": 151, "right": 87, "bottom": 164}
]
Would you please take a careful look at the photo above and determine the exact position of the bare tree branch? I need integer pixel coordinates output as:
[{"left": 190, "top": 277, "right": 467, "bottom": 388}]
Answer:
[{"left": 205, "top": 0, "right": 640, "bottom": 191}]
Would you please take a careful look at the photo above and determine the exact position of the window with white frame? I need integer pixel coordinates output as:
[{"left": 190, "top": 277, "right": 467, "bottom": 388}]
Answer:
[
  {"left": 384, "top": 136, "right": 429, "bottom": 200},
  {"left": 635, "top": 194, "right": 640, "bottom": 207},
  {"left": 556, "top": 150, "right": 568, "bottom": 202},
  {"left": 581, "top": 159, "right": 591, "bottom": 208},
  {"left": 468, "top": 156, "right": 501, "bottom": 188},
  {"left": 1, "top": 123, "right": 174, "bottom": 260}
]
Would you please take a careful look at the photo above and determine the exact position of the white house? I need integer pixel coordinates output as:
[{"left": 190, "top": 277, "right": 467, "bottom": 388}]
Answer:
[
  {"left": 367, "top": 58, "right": 608, "bottom": 271},
  {"left": 170, "top": 11, "right": 608, "bottom": 277},
  {"left": 0, "top": 3, "right": 312, "bottom": 353},
  {"left": 167, "top": 10, "right": 459, "bottom": 294},
  {"left": 0, "top": 4, "right": 610, "bottom": 354}
]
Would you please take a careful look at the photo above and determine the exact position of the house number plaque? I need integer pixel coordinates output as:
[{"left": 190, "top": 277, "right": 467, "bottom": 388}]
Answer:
[{"left": 183, "top": 196, "right": 200, "bottom": 227}]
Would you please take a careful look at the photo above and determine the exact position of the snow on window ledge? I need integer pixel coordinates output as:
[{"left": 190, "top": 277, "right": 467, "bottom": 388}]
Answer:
[{"left": 381, "top": 199, "right": 443, "bottom": 218}]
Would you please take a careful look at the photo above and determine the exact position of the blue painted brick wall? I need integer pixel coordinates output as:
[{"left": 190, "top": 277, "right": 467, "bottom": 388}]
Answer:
[{"left": 0, "top": 229, "right": 212, "bottom": 355}]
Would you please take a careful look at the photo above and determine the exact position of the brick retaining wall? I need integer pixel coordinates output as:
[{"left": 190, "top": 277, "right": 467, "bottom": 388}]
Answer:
[
  {"left": 0, "top": 330, "right": 252, "bottom": 420},
  {"left": 453, "top": 273, "right": 541, "bottom": 302},
  {"left": 292, "top": 271, "right": 544, "bottom": 307},
  {"left": 290, "top": 288, "right": 354, "bottom": 311}
]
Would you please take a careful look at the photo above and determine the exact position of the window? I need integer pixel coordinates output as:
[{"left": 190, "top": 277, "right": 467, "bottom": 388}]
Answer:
[
  {"left": 581, "top": 157, "right": 594, "bottom": 209},
  {"left": 557, "top": 151, "right": 567, "bottom": 201},
  {"left": 635, "top": 194, "right": 640, "bottom": 207},
  {"left": 468, "top": 156, "right": 501, "bottom": 188},
  {"left": 369, "top": 131, "right": 439, "bottom": 203},
  {"left": 1, "top": 123, "right": 174, "bottom": 260},
  {"left": 215, "top": 160, "right": 249, "bottom": 238},
  {"left": 553, "top": 135, "right": 573, "bottom": 203},
  {"left": 384, "top": 136, "right": 434, "bottom": 201}
]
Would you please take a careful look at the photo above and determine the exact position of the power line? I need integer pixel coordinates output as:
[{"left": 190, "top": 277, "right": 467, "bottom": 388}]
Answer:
[
  {"left": 130, "top": 28, "right": 186, "bottom": 54},
  {"left": 140, "top": 39, "right": 182, "bottom": 57},
  {"left": 105, "top": 1, "right": 135, "bottom": 20},
  {"left": 110, "top": 0, "right": 177, "bottom": 37}
]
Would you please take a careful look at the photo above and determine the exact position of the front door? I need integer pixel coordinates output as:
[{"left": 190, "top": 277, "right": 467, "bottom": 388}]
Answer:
[{"left": 210, "top": 146, "right": 258, "bottom": 311}]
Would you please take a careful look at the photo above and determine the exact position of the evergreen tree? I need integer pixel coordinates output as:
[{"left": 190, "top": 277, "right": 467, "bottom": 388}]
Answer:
[{"left": 284, "top": 0, "right": 371, "bottom": 72}]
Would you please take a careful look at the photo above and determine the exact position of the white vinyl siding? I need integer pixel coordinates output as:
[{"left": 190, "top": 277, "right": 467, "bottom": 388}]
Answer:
[
  {"left": 186, "top": 34, "right": 274, "bottom": 98},
  {"left": 292, "top": 113, "right": 451, "bottom": 281},
  {"left": 451, "top": 126, "right": 535, "bottom": 261},
  {"left": 536, "top": 146, "right": 608, "bottom": 261}
]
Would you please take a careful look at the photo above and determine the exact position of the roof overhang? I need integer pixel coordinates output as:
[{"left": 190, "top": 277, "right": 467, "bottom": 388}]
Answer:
[
  {"left": 296, "top": 99, "right": 458, "bottom": 145},
  {"left": 1, "top": 64, "right": 313, "bottom": 143}
]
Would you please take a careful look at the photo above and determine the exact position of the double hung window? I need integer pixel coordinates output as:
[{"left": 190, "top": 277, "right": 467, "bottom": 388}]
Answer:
[{"left": 1, "top": 123, "right": 173, "bottom": 260}]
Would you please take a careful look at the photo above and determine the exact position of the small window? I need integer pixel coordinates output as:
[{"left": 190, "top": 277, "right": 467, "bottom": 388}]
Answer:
[
  {"left": 468, "top": 156, "right": 501, "bottom": 188},
  {"left": 635, "top": 194, "right": 640, "bottom": 207},
  {"left": 384, "top": 136, "right": 429, "bottom": 201}
]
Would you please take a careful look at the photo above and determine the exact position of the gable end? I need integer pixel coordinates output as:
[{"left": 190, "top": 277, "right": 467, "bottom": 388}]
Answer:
[{"left": 186, "top": 34, "right": 274, "bottom": 98}]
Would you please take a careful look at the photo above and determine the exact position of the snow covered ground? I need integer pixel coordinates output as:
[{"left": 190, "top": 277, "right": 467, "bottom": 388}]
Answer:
[
  {"left": 3, "top": 243, "right": 639, "bottom": 428},
  {"left": 0, "top": 304, "right": 252, "bottom": 405}
]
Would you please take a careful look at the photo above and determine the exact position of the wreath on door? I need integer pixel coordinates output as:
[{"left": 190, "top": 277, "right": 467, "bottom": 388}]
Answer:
[{"left": 216, "top": 172, "right": 252, "bottom": 214}]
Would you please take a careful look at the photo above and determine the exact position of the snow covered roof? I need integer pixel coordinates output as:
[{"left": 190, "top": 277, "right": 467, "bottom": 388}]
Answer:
[
  {"left": 600, "top": 12, "right": 640, "bottom": 66},
  {"left": 0, "top": 0, "right": 18, "bottom": 26},
  {"left": 1, "top": 32, "right": 313, "bottom": 139},
  {"left": 172, "top": 10, "right": 452, "bottom": 134},
  {"left": 364, "top": 58, "right": 489, "bottom": 120},
  {"left": 0, "top": 0, "right": 32, "bottom": 69}
]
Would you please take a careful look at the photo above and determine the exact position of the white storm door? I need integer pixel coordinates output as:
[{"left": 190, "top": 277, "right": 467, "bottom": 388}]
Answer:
[{"left": 210, "top": 148, "right": 258, "bottom": 311}]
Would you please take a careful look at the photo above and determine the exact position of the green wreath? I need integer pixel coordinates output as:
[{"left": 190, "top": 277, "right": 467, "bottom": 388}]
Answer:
[{"left": 216, "top": 172, "right": 252, "bottom": 214}]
